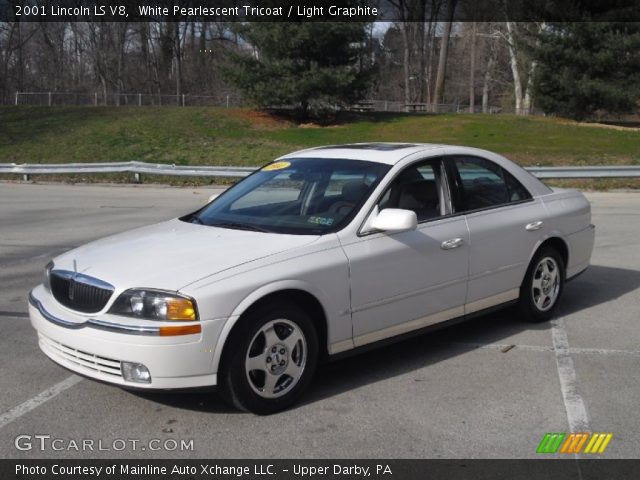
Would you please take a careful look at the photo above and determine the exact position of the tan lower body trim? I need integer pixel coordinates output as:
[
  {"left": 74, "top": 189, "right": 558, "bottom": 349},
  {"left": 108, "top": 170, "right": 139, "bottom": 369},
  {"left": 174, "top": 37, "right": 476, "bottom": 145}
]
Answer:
[
  {"left": 329, "top": 288, "right": 521, "bottom": 355},
  {"left": 352, "top": 305, "right": 464, "bottom": 348},
  {"left": 464, "top": 288, "right": 520, "bottom": 315},
  {"left": 329, "top": 339, "right": 355, "bottom": 355}
]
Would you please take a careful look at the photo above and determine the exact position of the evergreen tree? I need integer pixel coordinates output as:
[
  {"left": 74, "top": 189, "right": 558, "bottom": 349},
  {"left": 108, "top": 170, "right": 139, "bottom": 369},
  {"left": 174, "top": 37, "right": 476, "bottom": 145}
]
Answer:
[
  {"left": 532, "top": 22, "right": 640, "bottom": 120},
  {"left": 224, "top": 22, "right": 373, "bottom": 117}
]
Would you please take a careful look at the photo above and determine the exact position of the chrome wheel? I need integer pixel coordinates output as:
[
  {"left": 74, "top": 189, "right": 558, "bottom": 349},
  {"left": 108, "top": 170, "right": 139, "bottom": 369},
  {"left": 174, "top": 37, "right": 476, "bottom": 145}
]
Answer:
[
  {"left": 531, "top": 256, "right": 560, "bottom": 312},
  {"left": 245, "top": 319, "right": 307, "bottom": 399}
]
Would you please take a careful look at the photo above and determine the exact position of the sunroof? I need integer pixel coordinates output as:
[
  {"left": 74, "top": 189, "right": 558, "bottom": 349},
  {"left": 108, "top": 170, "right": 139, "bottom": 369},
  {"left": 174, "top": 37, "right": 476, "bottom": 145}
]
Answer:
[{"left": 315, "top": 143, "right": 418, "bottom": 151}]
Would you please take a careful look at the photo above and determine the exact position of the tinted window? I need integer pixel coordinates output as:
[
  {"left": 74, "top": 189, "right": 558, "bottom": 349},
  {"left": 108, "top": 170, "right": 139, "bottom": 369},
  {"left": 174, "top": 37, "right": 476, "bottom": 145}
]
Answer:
[
  {"left": 184, "top": 158, "right": 390, "bottom": 235},
  {"left": 504, "top": 170, "right": 532, "bottom": 202},
  {"left": 379, "top": 160, "right": 444, "bottom": 222},
  {"left": 451, "top": 157, "right": 529, "bottom": 212}
]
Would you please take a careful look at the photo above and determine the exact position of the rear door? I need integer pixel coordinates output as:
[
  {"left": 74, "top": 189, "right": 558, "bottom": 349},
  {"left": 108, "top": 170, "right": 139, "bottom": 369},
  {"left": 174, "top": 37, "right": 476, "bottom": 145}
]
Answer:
[{"left": 445, "top": 155, "right": 548, "bottom": 313}]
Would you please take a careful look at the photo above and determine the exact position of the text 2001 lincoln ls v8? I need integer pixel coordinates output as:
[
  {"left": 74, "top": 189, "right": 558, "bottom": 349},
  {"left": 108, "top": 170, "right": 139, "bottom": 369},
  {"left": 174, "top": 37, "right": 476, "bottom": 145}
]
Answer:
[{"left": 29, "top": 144, "right": 595, "bottom": 414}]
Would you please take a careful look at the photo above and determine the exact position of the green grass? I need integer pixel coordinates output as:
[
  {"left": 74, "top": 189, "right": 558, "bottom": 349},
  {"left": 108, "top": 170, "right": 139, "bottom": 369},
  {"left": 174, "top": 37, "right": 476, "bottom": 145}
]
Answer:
[{"left": 2, "top": 106, "right": 639, "bottom": 169}]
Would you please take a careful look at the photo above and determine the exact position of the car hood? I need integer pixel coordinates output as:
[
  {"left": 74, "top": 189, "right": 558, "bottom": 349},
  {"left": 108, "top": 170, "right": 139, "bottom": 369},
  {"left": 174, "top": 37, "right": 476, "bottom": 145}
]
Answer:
[{"left": 51, "top": 219, "right": 320, "bottom": 292}]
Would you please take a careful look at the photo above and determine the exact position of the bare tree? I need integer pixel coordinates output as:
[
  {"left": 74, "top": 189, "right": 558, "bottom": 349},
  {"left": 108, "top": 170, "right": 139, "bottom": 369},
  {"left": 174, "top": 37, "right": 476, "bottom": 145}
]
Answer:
[{"left": 433, "top": 0, "right": 457, "bottom": 108}]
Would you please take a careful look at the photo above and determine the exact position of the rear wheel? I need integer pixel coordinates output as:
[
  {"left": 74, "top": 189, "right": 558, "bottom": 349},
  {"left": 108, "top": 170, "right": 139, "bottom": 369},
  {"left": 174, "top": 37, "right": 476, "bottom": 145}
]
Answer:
[
  {"left": 518, "top": 247, "right": 565, "bottom": 323},
  {"left": 221, "top": 304, "right": 318, "bottom": 414}
]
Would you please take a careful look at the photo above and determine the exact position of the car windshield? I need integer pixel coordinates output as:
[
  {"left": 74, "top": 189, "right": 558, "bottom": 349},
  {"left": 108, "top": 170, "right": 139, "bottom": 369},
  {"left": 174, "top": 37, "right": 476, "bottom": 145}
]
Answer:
[{"left": 183, "top": 158, "right": 390, "bottom": 235}]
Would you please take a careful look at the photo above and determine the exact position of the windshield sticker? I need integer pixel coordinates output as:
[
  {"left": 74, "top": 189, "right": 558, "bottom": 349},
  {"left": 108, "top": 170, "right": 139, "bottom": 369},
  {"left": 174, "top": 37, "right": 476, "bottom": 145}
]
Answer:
[
  {"left": 262, "top": 161, "right": 291, "bottom": 171},
  {"left": 308, "top": 216, "right": 334, "bottom": 226}
]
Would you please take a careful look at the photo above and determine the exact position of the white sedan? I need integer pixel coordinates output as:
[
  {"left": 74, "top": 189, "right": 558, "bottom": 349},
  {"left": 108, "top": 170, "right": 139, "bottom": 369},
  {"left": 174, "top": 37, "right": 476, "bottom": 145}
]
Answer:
[{"left": 29, "top": 144, "right": 595, "bottom": 414}]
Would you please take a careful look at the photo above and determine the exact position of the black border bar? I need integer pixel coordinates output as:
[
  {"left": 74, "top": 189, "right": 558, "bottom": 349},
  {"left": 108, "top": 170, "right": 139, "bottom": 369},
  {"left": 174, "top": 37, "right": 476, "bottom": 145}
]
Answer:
[
  {"left": 4, "top": 459, "right": 640, "bottom": 480},
  {"left": 2, "top": 0, "right": 640, "bottom": 22}
]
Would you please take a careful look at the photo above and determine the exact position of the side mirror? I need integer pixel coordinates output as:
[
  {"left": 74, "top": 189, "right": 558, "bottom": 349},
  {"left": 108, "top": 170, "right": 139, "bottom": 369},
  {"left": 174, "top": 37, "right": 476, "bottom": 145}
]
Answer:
[{"left": 370, "top": 208, "right": 418, "bottom": 233}]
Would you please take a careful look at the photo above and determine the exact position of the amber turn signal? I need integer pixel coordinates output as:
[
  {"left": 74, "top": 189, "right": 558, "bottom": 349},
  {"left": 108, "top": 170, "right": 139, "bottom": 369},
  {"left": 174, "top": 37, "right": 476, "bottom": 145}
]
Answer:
[
  {"left": 159, "top": 324, "right": 202, "bottom": 336},
  {"left": 165, "top": 297, "right": 197, "bottom": 321}
]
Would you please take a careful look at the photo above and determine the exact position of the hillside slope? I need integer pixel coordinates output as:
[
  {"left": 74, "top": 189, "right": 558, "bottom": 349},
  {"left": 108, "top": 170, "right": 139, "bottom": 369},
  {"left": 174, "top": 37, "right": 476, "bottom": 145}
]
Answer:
[{"left": 1, "top": 107, "right": 639, "bottom": 168}]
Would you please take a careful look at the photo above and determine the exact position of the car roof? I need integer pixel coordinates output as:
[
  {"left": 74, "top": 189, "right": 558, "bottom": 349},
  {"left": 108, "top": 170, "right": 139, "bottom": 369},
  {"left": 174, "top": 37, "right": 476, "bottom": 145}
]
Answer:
[
  {"left": 278, "top": 143, "right": 445, "bottom": 165},
  {"left": 277, "top": 143, "right": 553, "bottom": 196}
]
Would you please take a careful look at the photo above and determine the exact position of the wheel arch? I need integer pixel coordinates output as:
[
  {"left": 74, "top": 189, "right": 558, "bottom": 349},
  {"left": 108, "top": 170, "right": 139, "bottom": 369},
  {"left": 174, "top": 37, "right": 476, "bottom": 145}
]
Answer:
[
  {"left": 524, "top": 235, "right": 569, "bottom": 285},
  {"left": 212, "top": 281, "right": 330, "bottom": 374}
]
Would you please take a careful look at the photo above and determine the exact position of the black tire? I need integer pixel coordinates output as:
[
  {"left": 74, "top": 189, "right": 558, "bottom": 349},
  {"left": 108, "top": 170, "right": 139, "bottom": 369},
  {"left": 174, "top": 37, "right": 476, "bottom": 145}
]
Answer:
[
  {"left": 518, "top": 246, "right": 565, "bottom": 323},
  {"left": 220, "top": 303, "right": 318, "bottom": 415}
]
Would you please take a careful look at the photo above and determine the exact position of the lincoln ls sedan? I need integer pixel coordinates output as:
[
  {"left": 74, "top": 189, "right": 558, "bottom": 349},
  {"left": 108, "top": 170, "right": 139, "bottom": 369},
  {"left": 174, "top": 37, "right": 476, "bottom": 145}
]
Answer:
[{"left": 29, "top": 144, "right": 595, "bottom": 414}]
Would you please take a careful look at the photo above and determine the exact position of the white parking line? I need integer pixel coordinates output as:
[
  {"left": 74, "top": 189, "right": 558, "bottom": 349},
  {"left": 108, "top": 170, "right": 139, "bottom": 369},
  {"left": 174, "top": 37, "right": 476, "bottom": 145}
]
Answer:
[
  {"left": 0, "top": 375, "right": 82, "bottom": 430},
  {"left": 450, "top": 341, "right": 553, "bottom": 353},
  {"left": 448, "top": 341, "right": 640, "bottom": 357},
  {"left": 551, "top": 317, "right": 591, "bottom": 433}
]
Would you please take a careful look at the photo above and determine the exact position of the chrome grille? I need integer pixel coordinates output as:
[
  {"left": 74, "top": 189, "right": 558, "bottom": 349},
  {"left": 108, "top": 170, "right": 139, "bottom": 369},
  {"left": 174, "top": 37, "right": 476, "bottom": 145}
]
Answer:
[
  {"left": 50, "top": 270, "right": 114, "bottom": 313},
  {"left": 39, "top": 335, "right": 122, "bottom": 378}
]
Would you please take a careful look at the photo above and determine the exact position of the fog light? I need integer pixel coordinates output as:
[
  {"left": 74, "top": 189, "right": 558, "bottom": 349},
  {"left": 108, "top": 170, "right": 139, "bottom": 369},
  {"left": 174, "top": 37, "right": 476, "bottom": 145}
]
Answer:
[{"left": 121, "top": 362, "right": 151, "bottom": 384}]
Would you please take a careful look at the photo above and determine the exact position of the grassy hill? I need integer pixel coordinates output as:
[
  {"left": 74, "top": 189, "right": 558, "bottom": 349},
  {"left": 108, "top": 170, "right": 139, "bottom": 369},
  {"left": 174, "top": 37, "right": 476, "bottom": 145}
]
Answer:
[{"left": 1, "top": 106, "right": 639, "bottom": 188}]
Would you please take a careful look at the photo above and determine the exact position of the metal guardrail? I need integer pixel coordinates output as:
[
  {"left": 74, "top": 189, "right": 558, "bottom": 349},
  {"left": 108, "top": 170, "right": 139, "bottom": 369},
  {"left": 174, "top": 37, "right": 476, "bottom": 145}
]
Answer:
[
  {"left": 0, "top": 161, "right": 255, "bottom": 181},
  {"left": 526, "top": 166, "right": 640, "bottom": 179},
  {"left": 1, "top": 161, "right": 640, "bottom": 181}
]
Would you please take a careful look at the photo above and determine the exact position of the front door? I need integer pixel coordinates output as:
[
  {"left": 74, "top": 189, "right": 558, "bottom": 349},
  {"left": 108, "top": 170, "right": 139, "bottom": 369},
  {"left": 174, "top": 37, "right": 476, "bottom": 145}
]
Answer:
[{"left": 341, "top": 158, "right": 470, "bottom": 347}]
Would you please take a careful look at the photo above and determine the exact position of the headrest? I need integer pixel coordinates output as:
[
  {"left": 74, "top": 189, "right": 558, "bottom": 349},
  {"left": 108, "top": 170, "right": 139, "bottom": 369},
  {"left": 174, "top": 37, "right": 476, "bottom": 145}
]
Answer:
[
  {"left": 341, "top": 181, "right": 369, "bottom": 204},
  {"left": 398, "top": 180, "right": 438, "bottom": 209}
]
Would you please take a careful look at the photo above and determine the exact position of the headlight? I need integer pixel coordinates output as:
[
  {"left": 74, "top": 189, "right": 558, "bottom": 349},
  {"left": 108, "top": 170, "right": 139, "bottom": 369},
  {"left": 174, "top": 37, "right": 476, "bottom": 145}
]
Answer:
[
  {"left": 43, "top": 261, "right": 54, "bottom": 292},
  {"left": 109, "top": 289, "right": 198, "bottom": 321}
]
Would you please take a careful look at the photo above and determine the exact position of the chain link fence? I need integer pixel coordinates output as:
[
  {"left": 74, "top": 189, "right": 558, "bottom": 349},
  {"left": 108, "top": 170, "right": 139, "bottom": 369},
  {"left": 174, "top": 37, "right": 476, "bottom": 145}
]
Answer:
[
  {"left": 13, "top": 91, "right": 243, "bottom": 108},
  {"left": 11, "top": 91, "right": 535, "bottom": 115}
]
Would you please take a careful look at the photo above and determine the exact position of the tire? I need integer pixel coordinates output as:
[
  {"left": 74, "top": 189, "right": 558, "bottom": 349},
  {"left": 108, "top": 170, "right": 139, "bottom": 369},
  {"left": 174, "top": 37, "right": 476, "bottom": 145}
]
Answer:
[
  {"left": 518, "top": 246, "right": 565, "bottom": 323},
  {"left": 220, "top": 303, "right": 318, "bottom": 414}
]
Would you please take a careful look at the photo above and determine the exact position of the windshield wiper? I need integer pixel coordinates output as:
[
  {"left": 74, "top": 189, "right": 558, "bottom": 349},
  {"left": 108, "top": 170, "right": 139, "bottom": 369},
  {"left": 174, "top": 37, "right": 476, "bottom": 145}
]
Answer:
[{"left": 210, "top": 222, "right": 274, "bottom": 233}]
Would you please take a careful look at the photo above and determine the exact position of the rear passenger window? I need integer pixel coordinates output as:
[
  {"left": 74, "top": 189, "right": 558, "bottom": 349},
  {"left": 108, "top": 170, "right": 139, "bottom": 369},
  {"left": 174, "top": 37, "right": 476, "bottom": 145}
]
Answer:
[
  {"left": 452, "top": 157, "right": 530, "bottom": 212},
  {"left": 504, "top": 170, "right": 532, "bottom": 202}
]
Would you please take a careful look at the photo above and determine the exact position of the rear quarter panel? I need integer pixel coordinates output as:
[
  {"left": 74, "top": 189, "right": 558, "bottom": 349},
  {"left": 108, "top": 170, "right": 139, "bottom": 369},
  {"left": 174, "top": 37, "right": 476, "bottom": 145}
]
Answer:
[{"left": 541, "top": 189, "right": 595, "bottom": 278}]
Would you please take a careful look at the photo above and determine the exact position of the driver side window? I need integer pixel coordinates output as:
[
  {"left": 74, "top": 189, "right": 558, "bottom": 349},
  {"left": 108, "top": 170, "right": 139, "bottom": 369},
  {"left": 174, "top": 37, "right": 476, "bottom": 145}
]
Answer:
[{"left": 378, "top": 160, "right": 446, "bottom": 222}]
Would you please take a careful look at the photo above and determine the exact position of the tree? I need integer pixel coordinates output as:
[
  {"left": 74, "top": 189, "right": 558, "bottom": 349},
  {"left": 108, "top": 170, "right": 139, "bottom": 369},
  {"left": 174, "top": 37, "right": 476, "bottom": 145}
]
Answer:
[
  {"left": 532, "top": 22, "right": 640, "bottom": 120},
  {"left": 433, "top": 0, "right": 457, "bottom": 107},
  {"left": 224, "top": 22, "right": 373, "bottom": 117}
]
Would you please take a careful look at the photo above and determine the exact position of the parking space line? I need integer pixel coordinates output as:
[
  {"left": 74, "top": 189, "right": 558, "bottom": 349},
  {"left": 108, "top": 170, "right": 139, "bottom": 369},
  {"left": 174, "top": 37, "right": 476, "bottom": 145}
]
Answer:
[
  {"left": 551, "top": 317, "right": 591, "bottom": 433},
  {"left": 447, "top": 341, "right": 640, "bottom": 358},
  {"left": 569, "top": 346, "right": 640, "bottom": 357},
  {"left": 448, "top": 342, "right": 553, "bottom": 353},
  {"left": 0, "top": 375, "right": 82, "bottom": 430}
]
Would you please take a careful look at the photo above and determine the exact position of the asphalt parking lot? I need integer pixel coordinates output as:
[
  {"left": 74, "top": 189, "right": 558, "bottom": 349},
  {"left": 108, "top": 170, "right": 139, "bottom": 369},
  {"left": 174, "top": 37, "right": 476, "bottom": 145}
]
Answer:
[{"left": 1, "top": 182, "right": 639, "bottom": 459}]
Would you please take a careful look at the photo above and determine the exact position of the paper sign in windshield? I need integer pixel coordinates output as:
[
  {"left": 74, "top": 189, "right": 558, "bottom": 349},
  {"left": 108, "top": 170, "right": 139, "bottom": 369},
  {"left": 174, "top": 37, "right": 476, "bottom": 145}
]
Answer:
[{"left": 262, "top": 161, "right": 291, "bottom": 171}]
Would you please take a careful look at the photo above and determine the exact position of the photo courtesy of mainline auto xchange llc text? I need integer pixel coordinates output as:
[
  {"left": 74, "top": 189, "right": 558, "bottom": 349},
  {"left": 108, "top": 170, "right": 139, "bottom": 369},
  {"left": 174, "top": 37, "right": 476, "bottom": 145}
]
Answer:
[
  {"left": 15, "top": 462, "right": 393, "bottom": 477},
  {"left": 1, "top": 0, "right": 640, "bottom": 479}
]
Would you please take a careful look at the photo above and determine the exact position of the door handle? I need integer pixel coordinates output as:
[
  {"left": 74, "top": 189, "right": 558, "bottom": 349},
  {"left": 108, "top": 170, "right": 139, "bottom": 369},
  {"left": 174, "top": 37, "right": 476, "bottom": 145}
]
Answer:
[
  {"left": 525, "top": 220, "right": 544, "bottom": 231},
  {"left": 441, "top": 237, "right": 464, "bottom": 250}
]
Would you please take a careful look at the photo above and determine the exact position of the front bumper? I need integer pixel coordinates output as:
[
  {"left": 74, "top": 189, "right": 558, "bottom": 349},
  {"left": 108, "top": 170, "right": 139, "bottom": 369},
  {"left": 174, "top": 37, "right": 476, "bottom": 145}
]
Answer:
[{"left": 28, "top": 285, "right": 226, "bottom": 389}]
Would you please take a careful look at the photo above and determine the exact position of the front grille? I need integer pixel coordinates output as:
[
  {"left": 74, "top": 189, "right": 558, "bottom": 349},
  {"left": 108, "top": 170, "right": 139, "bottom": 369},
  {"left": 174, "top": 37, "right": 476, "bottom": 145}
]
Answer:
[
  {"left": 40, "top": 335, "right": 122, "bottom": 378},
  {"left": 50, "top": 270, "right": 114, "bottom": 313}
]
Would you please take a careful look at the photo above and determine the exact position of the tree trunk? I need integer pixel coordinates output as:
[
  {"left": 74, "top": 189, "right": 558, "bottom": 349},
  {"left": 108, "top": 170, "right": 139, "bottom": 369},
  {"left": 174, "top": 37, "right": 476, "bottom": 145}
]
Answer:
[
  {"left": 433, "top": 0, "right": 456, "bottom": 110},
  {"left": 424, "top": 16, "right": 437, "bottom": 106},
  {"left": 522, "top": 60, "right": 536, "bottom": 114},
  {"left": 174, "top": 21, "right": 182, "bottom": 100},
  {"left": 505, "top": 21, "right": 523, "bottom": 114},
  {"left": 469, "top": 22, "right": 476, "bottom": 113},
  {"left": 522, "top": 23, "right": 544, "bottom": 115},
  {"left": 400, "top": 21, "right": 411, "bottom": 107},
  {"left": 482, "top": 45, "right": 496, "bottom": 113}
]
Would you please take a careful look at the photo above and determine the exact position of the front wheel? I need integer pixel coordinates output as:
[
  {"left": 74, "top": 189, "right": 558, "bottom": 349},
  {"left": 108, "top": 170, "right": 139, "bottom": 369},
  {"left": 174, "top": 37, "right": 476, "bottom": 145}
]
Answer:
[
  {"left": 518, "top": 247, "right": 565, "bottom": 323},
  {"left": 221, "top": 304, "right": 318, "bottom": 414}
]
